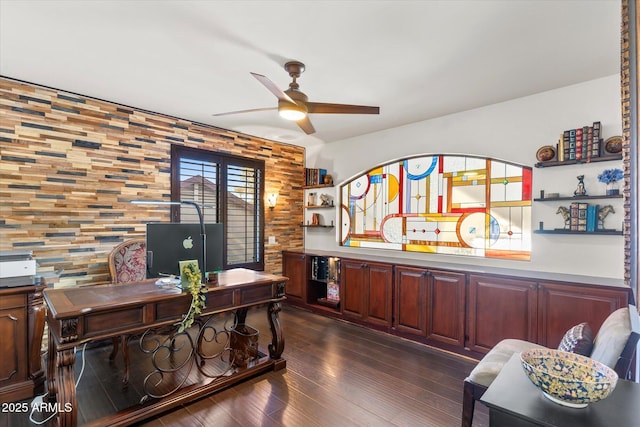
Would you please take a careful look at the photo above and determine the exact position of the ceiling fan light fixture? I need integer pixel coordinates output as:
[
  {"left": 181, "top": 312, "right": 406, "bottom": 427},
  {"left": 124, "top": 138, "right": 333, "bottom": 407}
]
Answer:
[{"left": 278, "top": 100, "right": 307, "bottom": 121}]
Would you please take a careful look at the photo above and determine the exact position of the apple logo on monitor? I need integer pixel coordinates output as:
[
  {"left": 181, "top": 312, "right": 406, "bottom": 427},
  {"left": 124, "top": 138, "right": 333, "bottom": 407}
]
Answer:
[{"left": 183, "top": 236, "right": 194, "bottom": 249}]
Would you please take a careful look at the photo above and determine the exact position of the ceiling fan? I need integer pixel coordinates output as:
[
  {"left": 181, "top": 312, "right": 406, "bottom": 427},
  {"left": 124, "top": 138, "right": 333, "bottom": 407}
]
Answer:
[{"left": 213, "top": 61, "right": 380, "bottom": 135}]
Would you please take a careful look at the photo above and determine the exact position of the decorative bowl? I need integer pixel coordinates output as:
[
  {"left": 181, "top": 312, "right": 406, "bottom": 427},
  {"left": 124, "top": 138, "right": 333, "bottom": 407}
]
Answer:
[{"left": 520, "top": 349, "right": 618, "bottom": 408}]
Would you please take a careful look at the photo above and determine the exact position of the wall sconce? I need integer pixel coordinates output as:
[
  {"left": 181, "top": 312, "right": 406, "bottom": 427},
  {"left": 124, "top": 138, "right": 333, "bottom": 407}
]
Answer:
[{"left": 267, "top": 193, "right": 278, "bottom": 210}]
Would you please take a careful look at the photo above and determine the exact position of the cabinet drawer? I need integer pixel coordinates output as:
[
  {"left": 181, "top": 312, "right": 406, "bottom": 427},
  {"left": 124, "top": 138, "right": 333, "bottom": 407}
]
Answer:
[{"left": 0, "top": 294, "right": 25, "bottom": 310}]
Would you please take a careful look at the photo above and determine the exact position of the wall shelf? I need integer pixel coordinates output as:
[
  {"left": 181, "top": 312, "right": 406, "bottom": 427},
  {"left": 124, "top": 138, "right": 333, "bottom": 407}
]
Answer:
[
  {"left": 303, "top": 204, "right": 336, "bottom": 209},
  {"left": 303, "top": 183, "right": 334, "bottom": 189},
  {"left": 534, "top": 229, "right": 622, "bottom": 235},
  {"left": 300, "top": 224, "right": 335, "bottom": 228},
  {"left": 534, "top": 154, "right": 622, "bottom": 168},
  {"left": 534, "top": 194, "right": 623, "bottom": 202}
]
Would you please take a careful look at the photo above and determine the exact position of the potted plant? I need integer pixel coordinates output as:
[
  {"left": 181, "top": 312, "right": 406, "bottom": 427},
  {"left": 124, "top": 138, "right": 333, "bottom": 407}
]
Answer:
[
  {"left": 597, "top": 168, "right": 623, "bottom": 196},
  {"left": 178, "top": 261, "right": 207, "bottom": 333}
]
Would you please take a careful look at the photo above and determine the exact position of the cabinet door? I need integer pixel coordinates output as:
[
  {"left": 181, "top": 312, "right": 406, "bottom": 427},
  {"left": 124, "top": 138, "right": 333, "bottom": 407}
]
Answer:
[
  {"left": 394, "top": 266, "right": 428, "bottom": 336},
  {"left": 427, "top": 270, "right": 466, "bottom": 347},
  {"left": 341, "top": 260, "right": 367, "bottom": 319},
  {"left": 282, "top": 252, "right": 306, "bottom": 302},
  {"left": 0, "top": 307, "right": 27, "bottom": 389},
  {"left": 537, "top": 282, "right": 630, "bottom": 348},
  {"left": 467, "top": 274, "right": 538, "bottom": 354},
  {"left": 365, "top": 262, "right": 393, "bottom": 327}
]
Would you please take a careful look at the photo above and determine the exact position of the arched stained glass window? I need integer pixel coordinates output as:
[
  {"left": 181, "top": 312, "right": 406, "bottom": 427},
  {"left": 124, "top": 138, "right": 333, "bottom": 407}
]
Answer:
[{"left": 340, "top": 155, "right": 532, "bottom": 260}]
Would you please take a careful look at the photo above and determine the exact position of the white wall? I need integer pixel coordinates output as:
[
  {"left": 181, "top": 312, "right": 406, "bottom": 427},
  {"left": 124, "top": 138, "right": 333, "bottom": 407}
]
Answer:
[{"left": 306, "top": 75, "right": 624, "bottom": 280}]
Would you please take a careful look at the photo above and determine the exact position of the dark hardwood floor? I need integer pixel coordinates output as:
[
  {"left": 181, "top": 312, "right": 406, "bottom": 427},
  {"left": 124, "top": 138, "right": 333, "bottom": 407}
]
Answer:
[{"left": 3, "top": 305, "right": 488, "bottom": 427}]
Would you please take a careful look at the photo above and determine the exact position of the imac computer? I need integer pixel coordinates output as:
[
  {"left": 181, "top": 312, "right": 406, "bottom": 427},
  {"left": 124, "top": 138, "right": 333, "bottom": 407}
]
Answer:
[{"left": 146, "top": 223, "right": 223, "bottom": 278}]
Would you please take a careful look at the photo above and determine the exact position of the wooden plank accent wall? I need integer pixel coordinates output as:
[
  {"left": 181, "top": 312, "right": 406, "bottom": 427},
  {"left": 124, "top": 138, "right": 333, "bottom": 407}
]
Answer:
[{"left": 0, "top": 78, "right": 304, "bottom": 287}]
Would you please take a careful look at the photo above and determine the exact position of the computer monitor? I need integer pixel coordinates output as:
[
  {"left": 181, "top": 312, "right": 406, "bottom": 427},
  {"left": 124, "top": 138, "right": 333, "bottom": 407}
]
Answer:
[{"left": 145, "top": 223, "right": 223, "bottom": 278}]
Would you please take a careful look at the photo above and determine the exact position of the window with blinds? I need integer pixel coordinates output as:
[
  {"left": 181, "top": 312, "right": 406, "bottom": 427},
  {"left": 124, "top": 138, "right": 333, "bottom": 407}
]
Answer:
[{"left": 171, "top": 145, "right": 265, "bottom": 271}]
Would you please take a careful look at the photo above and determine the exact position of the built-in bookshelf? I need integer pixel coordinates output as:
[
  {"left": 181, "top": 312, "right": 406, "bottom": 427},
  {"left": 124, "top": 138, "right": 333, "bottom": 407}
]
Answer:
[{"left": 302, "top": 168, "right": 335, "bottom": 229}]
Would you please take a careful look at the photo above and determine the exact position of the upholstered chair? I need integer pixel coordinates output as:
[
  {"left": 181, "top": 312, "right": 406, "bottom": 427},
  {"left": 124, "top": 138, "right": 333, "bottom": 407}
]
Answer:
[
  {"left": 107, "top": 238, "right": 147, "bottom": 384},
  {"left": 108, "top": 238, "right": 147, "bottom": 284},
  {"left": 461, "top": 305, "right": 640, "bottom": 427}
]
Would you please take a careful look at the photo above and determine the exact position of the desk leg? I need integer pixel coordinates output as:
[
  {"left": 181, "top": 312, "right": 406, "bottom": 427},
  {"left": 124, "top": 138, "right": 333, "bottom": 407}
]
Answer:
[
  {"left": 47, "top": 329, "right": 57, "bottom": 399},
  {"left": 268, "top": 302, "right": 284, "bottom": 363},
  {"left": 55, "top": 348, "right": 77, "bottom": 427}
]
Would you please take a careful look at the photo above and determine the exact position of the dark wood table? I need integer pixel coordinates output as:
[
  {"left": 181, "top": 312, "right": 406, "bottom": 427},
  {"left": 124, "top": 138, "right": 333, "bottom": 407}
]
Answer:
[
  {"left": 481, "top": 353, "right": 640, "bottom": 427},
  {"left": 44, "top": 268, "right": 287, "bottom": 427}
]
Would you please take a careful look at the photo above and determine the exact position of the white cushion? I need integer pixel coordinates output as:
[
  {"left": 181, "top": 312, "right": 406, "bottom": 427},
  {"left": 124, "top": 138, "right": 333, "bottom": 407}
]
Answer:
[
  {"left": 466, "top": 339, "right": 546, "bottom": 387},
  {"left": 590, "top": 307, "right": 631, "bottom": 369}
]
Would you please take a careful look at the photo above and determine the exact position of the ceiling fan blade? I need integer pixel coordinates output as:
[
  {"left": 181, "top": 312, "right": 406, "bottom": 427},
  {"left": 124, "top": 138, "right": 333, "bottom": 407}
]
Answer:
[
  {"left": 306, "top": 102, "right": 380, "bottom": 115},
  {"left": 250, "top": 72, "right": 296, "bottom": 104},
  {"left": 212, "top": 107, "right": 276, "bottom": 117},
  {"left": 296, "top": 116, "right": 316, "bottom": 134}
]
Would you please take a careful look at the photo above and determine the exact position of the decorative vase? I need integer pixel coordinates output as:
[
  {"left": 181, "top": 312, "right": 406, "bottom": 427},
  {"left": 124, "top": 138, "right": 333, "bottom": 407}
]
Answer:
[{"left": 606, "top": 181, "right": 619, "bottom": 196}]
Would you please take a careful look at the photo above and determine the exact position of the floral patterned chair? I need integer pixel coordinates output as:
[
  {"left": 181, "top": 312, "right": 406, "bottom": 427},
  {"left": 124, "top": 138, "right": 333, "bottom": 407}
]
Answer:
[
  {"left": 107, "top": 238, "right": 147, "bottom": 385},
  {"left": 108, "top": 238, "right": 147, "bottom": 284}
]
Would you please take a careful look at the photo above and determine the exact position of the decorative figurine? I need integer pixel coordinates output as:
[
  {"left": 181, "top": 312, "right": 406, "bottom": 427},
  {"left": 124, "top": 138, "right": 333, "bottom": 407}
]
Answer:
[
  {"left": 320, "top": 193, "right": 332, "bottom": 206},
  {"left": 598, "top": 205, "right": 615, "bottom": 229},
  {"left": 556, "top": 206, "right": 571, "bottom": 229},
  {"left": 574, "top": 175, "right": 587, "bottom": 197}
]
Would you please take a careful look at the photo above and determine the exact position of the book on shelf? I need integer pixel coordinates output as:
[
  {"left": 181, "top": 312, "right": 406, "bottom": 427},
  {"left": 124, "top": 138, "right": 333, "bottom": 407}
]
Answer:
[
  {"left": 567, "top": 202, "right": 601, "bottom": 232},
  {"left": 577, "top": 202, "right": 588, "bottom": 232},
  {"left": 575, "top": 127, "right": 583, "bottom": 161},
  {"left": 592, "top": 121, "right": 601, "bottom": 158},
  {"left": 586, "top": 126, "right": 593, "bottom": 162},
  {"left": 586, "top": 204, "right": 598, "bottom": 232},
  {"left": 305, "top": 168, "right": 328, "bottom": 186},
  {"left": 557, "top": 134, "right": 565, "bottom": 162},
  {"left": 555, "top": 121, "right": 605, "bottom": 163},
  {"left": 570, "top": 202, "right": 579, "bottom": 231},
  {"left": 568, "top": 129, "right": 576, "bottom": 160}
]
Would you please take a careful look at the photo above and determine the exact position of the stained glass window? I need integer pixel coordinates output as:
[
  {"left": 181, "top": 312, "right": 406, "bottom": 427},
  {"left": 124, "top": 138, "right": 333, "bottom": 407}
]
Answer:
[{"left": 340, "top": 155, "right": 532, "bottom": 260}]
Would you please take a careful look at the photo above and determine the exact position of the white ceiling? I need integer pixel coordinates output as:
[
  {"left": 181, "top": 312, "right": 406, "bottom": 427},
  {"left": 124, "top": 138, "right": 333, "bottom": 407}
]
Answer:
[{"left": 0, "top": 1, "right": 621, "bottom": 148}]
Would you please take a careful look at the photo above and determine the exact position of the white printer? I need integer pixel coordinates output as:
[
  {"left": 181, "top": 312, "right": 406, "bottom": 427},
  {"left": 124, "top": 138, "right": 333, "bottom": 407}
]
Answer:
[{"left": 0, "top": 250, "right": 38, "bottom": 287}]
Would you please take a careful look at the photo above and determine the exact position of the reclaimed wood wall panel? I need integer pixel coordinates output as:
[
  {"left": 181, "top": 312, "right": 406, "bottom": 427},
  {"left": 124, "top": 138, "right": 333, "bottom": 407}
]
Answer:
[{"left": 0, "top": 78, "right": 304, "bottom": 287}]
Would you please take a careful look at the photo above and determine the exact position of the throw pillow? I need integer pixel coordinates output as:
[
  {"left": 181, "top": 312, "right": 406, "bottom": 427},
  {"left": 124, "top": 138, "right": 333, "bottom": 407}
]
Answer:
[{"left": 557, "top": 322, "right": 594, "bottom": 356}]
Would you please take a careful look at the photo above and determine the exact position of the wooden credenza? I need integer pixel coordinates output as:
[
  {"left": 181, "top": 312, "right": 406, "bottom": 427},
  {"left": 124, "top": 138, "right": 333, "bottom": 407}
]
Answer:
[
  {"left": 0, "top": 283, "right": 46, "bottom": 403},
  {"left": 282, "top": 251, "right": 633, "bottom": 360}
]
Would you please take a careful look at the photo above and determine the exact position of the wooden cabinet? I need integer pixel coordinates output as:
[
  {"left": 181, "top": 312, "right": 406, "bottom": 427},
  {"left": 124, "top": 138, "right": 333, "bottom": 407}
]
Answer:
[
  {"left": 467, "top": 274, "right": 538, "bottom": 354},
  {"left": 0, "top": 284, "right": 45, "bottom": 403},
  {"left": 537, "top": 281, "right": 630, "bottom": 347},
  {"left": 394, "top": 266, "right": 428, "bottom": 336},
  {"left": 366, "top": 262, "right": 393, "bottom": 327},
  {"left": 282, "top": 251, "right": 633, "bottom": 360},
  {"left": 394, "top": 266, "right": 465, "bottom": 346},
  {"left": 281, "top": 251, "right": 306, "bottom": 305},
  {"left": 427, "top": 270, "right": 466, "bottom": 347},
  {"left": 341, "top": 259, "right": 392, "bottom": 327}
]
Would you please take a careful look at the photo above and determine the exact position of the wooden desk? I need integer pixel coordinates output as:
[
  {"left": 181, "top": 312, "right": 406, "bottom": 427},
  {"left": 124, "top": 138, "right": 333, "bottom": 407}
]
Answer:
[
  {"left": 481, "top": 353, "right": 640, "bottom": 427},
  {"left": 44, "top": 268, "right": 287, "bottom": 427}
]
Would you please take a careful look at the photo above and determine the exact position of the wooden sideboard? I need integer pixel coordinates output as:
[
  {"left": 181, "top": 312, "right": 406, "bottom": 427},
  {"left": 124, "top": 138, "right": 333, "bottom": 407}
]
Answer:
[
  {"left": 0, "top": 283, "right": 46, "bottom": 403},
  {"left": 282, "top": 251, "right": 633, "bottom": 359},
  {"left": 44, "top": 268, "right": 287, "bottom": 427}
]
